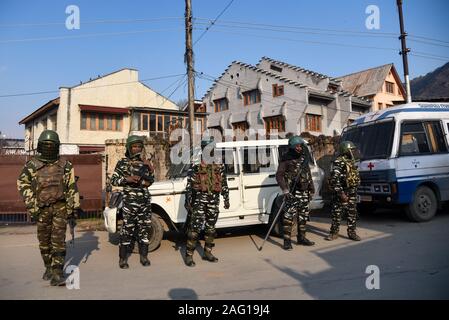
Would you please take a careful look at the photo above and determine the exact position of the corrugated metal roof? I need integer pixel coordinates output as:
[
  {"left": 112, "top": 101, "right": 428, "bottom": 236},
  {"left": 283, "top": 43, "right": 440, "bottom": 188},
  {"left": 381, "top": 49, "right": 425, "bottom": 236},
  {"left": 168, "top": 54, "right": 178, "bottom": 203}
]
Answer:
[{"left": 336, "top": 64, "right": 393, "bottom": 97}]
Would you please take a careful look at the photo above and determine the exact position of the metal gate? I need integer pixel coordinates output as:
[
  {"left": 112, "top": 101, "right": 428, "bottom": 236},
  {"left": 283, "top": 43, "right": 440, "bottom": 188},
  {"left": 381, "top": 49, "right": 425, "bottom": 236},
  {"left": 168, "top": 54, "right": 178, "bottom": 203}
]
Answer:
[{"left": 0, "top": 154, "right": 103, "bottom": 223}]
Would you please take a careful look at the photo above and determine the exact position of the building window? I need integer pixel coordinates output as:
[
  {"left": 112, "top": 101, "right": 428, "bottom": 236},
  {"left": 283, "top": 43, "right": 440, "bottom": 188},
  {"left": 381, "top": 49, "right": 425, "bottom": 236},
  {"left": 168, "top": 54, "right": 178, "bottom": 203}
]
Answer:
[
  {"left": 305, "top": 114, "right": 321, "bottom": 132},
  {"left": 214, "top": 98, "right": 229, "bottom": 112},
  {"left": 386, "top": 81, "right": 395, "bottom": 94},
  {"left": 157, "top": 115, "right": 163, "bottom": 132},
  {"left": 243, "top": 89, "right": 261, "bottom": 106},
  {"left": 80, "top": 112, "right": 122, "bottom": 131},
  {"left": 272, "top": 84, "right": 284, "bottom": 97},
  {"left": 270, "top": 64, "right": 283, "bottom": 73},
  {"left": 142, "top": 114, "right": 149, "bottom": 131},
  {"left": 49, "top": 114, "right": 57, "bottom": 131},
  {"left": 233, "top": 121, "right": 249, "bottom": 136},
  {"left": 41, "top": 118, "right": 47, "bottom": 131},
  {"left": 265, "top": 116, "right": 285, "bottom": 137},
  {"left": 378, "top": 102, "right": 383, "bottom": 110}
]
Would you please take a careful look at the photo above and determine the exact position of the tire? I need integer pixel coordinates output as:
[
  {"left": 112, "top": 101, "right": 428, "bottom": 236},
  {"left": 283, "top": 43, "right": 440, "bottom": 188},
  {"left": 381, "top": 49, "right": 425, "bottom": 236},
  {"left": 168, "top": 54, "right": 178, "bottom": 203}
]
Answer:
[
  {"left": 405, "top": 186, "right": 438, "bottom": 222},
  {"left": 147, "top": 214, "right": 164, "bottom": 252}
]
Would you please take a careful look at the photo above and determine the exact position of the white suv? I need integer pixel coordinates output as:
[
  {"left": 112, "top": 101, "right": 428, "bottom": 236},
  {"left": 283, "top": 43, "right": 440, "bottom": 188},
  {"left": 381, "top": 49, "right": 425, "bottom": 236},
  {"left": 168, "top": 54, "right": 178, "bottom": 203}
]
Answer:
[{"left": 108, "top": 139, "right": 324, "bottom": 251}]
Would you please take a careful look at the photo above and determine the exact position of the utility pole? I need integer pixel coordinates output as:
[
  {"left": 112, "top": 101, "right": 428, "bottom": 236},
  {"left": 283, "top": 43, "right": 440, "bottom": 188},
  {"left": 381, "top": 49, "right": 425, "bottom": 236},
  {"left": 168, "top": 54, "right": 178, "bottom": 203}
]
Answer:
[
  {"left": 397, "top": 0, "right": 412, "bottom": 103},
  {"left": 185, "top": 0, "right": 195, "bottom": 150}
]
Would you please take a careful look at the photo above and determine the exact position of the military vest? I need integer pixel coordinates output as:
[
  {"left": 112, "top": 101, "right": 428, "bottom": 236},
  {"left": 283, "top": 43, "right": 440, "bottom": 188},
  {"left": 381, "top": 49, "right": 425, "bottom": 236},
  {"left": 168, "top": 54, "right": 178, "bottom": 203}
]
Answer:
[
  {"left": 192, "top": 162, "right": 222, "bottom": 193},
  {"left": 127, "top": 159, "right": 152, "bottom": 187},
  {"left": 342, "top": 157, "right": 360, "bottom": 189},
  {"left": 33, "top": 158, "right": 66, "bottom": 207},
  {"left": 284, "top": 156, "right": 311, "bottom": 192}
]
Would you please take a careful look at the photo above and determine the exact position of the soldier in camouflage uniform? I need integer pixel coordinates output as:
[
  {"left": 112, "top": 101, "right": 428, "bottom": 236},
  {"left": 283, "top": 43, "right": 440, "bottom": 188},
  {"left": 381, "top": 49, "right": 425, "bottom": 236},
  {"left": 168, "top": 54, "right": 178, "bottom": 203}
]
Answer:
[
  {"left": 184, "top": 138, "right": 230, "bottom": 267},
  {"left": 110, "top": 135, "right": 155, "bottom": 269},
  {"left": 325, "top": 141, "right": 362, "bottom": 241},
  {"left": 276, "top": 136, "right": 315, "bottom": 250},
  {"left": 17, "top": 130, "right": 80, "bottom": 286}
]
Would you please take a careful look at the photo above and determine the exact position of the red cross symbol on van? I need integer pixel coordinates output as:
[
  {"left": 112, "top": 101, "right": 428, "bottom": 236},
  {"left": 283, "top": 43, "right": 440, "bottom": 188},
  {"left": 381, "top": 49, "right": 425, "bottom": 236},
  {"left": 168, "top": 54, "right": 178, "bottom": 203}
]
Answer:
[{"left": 367, "top": 162, "right": 375, "bottom": 171}]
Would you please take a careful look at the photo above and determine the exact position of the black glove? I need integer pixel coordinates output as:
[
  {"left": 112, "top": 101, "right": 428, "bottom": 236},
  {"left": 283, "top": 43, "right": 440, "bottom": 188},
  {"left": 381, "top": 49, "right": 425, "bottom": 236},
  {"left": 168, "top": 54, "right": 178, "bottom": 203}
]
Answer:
[{"left": 224, "top": 199, "right": 230, "bottom": 209}]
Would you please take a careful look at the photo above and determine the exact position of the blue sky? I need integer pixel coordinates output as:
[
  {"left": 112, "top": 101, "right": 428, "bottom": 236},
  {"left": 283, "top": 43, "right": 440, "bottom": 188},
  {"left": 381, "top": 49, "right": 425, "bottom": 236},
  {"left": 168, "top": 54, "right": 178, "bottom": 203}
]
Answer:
[{"left": 1, "top": 0, "right": 448, "bottom": 138}]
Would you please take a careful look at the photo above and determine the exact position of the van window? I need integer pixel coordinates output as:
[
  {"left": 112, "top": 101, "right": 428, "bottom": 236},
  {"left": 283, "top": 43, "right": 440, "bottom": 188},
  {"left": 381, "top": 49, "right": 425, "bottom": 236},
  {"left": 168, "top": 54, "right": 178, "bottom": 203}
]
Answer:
[
  {"left": 342, "top": 120, "right": 394, "bottom": 160},
  {"left": 400, "top": 121, "right": 448, "bottom": 156},
  {"left": 241, "top": 146, "right": 276, "bottom": 174},
  {"left": 400, "top": 122, "right": 430, "bottom": 155},
  {"left": 424, "top": 121, "right": 448, "bottom": 153}
]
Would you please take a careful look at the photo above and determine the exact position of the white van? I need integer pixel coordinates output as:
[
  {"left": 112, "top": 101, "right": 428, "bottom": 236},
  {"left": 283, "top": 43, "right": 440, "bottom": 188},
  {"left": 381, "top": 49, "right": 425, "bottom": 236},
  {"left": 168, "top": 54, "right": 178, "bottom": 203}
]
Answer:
[
  {"left": 108, "top": 139, "right": 325, "bottom": 251},
  {"left": 341, "top": 102, "right": 449, "bottom": 222}
]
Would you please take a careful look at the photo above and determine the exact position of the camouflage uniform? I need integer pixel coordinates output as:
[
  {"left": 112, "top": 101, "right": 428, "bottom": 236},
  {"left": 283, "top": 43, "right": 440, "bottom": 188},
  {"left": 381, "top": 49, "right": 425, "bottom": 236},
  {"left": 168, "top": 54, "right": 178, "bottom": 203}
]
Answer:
[
  {"left": 110, "top": 136, "right": 154, "bottom": 268},
  {"left": 276, "top": 141, "right": 315, "bottom": 249},
  {"left": 184, "top": 143, "right": 230, "bottom": 267},
  {"left": 17, "top": 130, "right": 80, "bottom": 286},
  {"left": 326, "top": 141, "right": 361, "bottom": 241}
]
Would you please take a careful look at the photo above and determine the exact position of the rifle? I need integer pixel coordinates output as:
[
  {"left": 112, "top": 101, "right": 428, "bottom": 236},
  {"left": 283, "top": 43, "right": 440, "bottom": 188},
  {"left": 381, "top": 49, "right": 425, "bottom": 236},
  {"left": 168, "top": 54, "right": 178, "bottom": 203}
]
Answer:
[
  {"left": 258, "top": 162, "right": 305, "bottom": 251},
  {"left": 68, "top": 214, "right": 77, "bottom": 247}
]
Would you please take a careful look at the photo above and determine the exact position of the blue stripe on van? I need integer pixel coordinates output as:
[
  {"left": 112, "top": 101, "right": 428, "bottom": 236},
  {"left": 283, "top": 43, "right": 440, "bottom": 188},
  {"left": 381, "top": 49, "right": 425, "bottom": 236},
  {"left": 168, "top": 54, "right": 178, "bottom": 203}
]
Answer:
[
  {"left": 377, "top": 107, "right": 449, "bottom": 121},
  {"left": 397, "top": 176, "right": 449, "bottom": 204}
]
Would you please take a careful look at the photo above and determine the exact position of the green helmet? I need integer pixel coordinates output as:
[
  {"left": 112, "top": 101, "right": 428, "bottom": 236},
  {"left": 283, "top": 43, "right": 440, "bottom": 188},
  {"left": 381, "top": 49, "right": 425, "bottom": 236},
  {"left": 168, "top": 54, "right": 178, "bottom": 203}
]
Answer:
[
  {"left": 288, "top": 135, "right": 305, "bottom": 149},
  {"left": 200, "top": 137, "right": 215, "bottom": 149},
  {"left": 125, "top": 135, "right": 144, "bottom": 157},
  {"left": 38, "top": 130, "right": 60, "bottom": 144},
  {"left": 339, "top": 141, "right": 357, "bottom": 158},
  {"left": 37, "top": 130, "right": 60, "bottom": 161}
]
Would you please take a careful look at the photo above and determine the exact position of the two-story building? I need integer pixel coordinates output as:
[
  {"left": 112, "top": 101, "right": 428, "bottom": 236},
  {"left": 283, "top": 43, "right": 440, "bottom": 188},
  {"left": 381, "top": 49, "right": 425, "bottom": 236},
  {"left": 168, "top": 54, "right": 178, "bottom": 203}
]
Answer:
[
  {"left": 202, "top": 57, "right": 371, "bottom": 139},
  {"left": 19, "top": 68, "right": 207, "bottom": 154},
  {"left": 336, "top": 63, "right": 406, "bottom": 111}
]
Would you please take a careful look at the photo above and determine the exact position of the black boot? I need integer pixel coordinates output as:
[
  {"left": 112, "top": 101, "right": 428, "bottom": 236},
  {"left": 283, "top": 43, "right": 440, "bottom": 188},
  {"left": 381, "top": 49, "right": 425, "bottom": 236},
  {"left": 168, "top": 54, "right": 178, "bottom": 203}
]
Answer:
[
  {"left": 203, "top": 243, "right": 218, "bottom": 262},
  {"left": 185, "top": 231, "right": 198, "bottom": 267},
  {"left": 348, "top": 230, "right": 361, "bottom": 241},
  {"left": 43, "top": 267, "right": 52, "bottom": 281},
  {"left": 119, "top": 245, "right": 129, "bottom": 269},
  {"left": 325, "top": 232, "right": 339, "bottom": 241},
  {"left": 283, "top": 239, "right": 293, "bottom": 250},
  {"left": 139, "top": 243, "right": 151, "bottom": 266},
  {"left": 297, "top": 225, "right": 315, "bottom": 246},
  {"left": 50, "top": 267, "right": 66, "bottom": 286}
]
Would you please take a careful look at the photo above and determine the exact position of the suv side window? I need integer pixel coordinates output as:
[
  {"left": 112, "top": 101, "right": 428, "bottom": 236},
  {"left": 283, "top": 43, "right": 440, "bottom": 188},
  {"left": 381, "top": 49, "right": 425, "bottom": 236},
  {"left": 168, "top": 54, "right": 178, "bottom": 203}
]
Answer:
[
  {"left": 216, "top": 148, "right": 239, "bottom": 175},
  {"left": 241, "top": 146, "right": 276, "bottom": 174}
]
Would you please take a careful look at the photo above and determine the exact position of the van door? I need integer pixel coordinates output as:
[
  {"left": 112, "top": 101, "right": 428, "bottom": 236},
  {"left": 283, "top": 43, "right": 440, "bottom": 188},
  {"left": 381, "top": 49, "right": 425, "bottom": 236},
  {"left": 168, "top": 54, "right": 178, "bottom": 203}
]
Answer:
[
  {"left": 396, "top": 120, "right": 449, "bottom": 203},
  {"left": 239, "top": 146, "right": 280, "bottom": 212}
]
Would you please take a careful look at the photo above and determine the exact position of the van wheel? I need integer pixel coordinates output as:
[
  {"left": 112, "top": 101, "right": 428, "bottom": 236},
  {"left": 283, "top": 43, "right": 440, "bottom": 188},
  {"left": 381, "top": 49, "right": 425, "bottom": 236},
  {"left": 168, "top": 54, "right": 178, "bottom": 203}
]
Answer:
[
  {"left": 269, "top": 196, "right": 284, "bottom": 237},
  {"left": 405, "top": 186, "right": 437, "bottom": 222}
]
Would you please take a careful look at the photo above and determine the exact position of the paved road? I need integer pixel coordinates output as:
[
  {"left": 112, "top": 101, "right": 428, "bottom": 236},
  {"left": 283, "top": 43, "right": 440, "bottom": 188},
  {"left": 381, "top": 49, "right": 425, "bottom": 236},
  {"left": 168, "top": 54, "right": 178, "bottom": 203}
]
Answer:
[{"left": 1, "top": 209, "right": 449, "bottom": 300}]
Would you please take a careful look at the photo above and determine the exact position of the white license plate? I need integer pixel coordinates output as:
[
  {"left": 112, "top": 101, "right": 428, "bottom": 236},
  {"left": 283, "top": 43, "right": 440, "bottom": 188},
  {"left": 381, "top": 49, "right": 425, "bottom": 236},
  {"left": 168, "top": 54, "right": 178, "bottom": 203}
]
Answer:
[{"left": 359, "top": 195, "right": 372, "bottom": 202}]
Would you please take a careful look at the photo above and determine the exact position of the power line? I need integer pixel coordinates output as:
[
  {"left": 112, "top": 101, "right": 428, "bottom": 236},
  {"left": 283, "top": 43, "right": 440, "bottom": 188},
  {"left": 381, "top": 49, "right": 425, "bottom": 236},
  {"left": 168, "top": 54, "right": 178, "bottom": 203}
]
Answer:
[
  {"left": 0, "top": 73, "right": 186, "bottom": 98},
  {"left": 194, "top": 21, "right": 398, "bottom": 39},
  {"left": 193, "top": 0, "right": 235, "bottom": 46},
  {"left": 409, "top": 54, "right": 449, "bottom": 62},
  {"left": 0, "top": 27, "right": 184, "bottom": 43},
  {"left": 195, "top": 17, "right": 398, "bottom": 36},
  {"left": 0, "top": 17, "right": 184, "bottom": 28},
  {"left": 408, "top": 38, "right": 449, "bottom": 49}
]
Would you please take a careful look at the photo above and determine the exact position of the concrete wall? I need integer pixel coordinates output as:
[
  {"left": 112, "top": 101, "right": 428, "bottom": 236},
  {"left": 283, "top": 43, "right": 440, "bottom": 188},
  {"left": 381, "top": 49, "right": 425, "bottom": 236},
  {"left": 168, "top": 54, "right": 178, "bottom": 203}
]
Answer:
[
  {"left": 204, "top": 62, "right": 353, "bottom": 138},
  {"left": 104, "top": 137, "right": 170, "bottom": 186},
  {"left": 257, "top": 58, "right": 330, "bottom": 91}
]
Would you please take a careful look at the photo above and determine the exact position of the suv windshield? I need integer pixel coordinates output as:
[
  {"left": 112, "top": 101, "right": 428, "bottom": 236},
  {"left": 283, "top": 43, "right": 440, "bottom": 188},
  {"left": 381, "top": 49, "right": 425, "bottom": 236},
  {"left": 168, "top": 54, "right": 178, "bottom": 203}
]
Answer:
[{"left": 341, "top": 120, "right": 395, "bottom": 160}]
